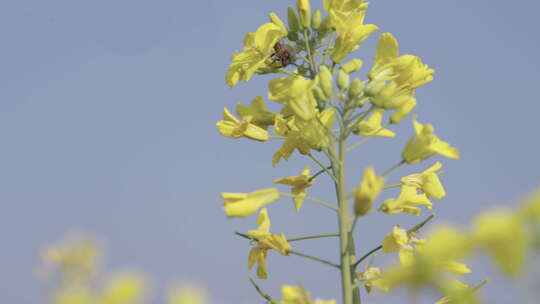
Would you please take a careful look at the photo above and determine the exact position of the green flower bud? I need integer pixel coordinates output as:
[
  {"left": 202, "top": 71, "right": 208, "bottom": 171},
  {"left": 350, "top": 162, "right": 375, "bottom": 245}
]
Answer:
[
  {"left": 337, "top": 70, "right": 350, "bottom": 91},
  {"left": 287, "top": 31, "right": 299, "bottom": 41},
  {"left": 341, "top": 59, "right": 363, "bottom": 74},
  {"left": 296, "top": 0, "right": 311, "bottom": 28},
  {"left": 319, "top": 65, "right": 334, "bottom": 98},
  {"left": 364, "top": 81, "right": 385, "bottom": 97},
  {"left": 287, "top": 6, "right": 300, "bottom": 32},
  {"left": 312, "top": 9, "right": 322, "bottom": 30},
  {"left": 348, "top": 78, "right": 365, "bottom": 99},
  {"left": 390, "top": 98, "right": 417, "bottom": 124}
]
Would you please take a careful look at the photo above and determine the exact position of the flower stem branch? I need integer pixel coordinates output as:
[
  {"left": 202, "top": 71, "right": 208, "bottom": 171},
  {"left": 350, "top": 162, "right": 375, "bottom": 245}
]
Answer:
[
  {"left": 248, "top": 276, "right": 280, "bottom": 304},
  {"left": 287, "top": 233, "right": 340, "bottom": 242},
  {"left": 280, "top": 192, "right": 339, "bottom": 212},
  {"left": 303, "top": 30, "right": 317, "bottom": 75},
  {"left": 289, "top": 250, "right": 340, "bottom": 269},
  {"left": 383, "top": 183, "right": 401, "bottom": 190},
  {"left": 308, "top": 153, "right": 338, "bottom": 183},
  {"left": 381, "top": 159, "right": 406, "bottom": 177},
  {"left": 308, "top": 166, "right": 333, "bottom": 182}
]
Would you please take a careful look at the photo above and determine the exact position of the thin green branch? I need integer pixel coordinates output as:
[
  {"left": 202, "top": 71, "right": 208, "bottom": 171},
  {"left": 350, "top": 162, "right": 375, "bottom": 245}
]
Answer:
[
  {"left": 383, "top": 183, "right": 401, "bottom": 190},
  {"left": 248, "top": 277, "right": 279, "bottom": 304},
  {"left": 308, "top": 153, "right": 338, "bottom": 183},
  {"left": 289, "top": 250, "right": 340, "bottom": 269},
  {"left": 308, "top": 166, "right": 333, "bottom": 182},
  {"left": 287, "top": 233, "right": 339, "bottom": 242},
  {"left": 352, "top": 214, "right": 436, "bottom": 269},
  {"left": 280, "top": 192, "right": 339, "bottom": 212},
  {"left": 303, "top": 30, "right": 317, "bottom": 75},
  {"left": 381, "top": 159, "right": 406, "bottom": 177},
  {"left": 278, "top": 68, "right": 298, "bottom": 77}
]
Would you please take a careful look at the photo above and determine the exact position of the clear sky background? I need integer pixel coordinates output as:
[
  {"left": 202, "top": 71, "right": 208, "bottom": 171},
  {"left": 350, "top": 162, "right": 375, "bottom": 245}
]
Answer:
[{"left": 1, "top": 0, "right": 540, "bottom": 303}]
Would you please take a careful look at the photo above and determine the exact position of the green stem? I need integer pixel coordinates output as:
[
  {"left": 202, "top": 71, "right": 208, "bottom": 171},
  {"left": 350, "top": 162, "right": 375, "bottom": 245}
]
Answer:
[
  {"left": 289, "top": 250, "right": 340, "bottom": 269},
  {"left": 383, "top": 183, "right": 401, "bottom": 190},
  {"left": 278, "top": 68, "right": 297, "bottom": 77},
  {"left": 352, "top": 214, "right": 436, "bottom": 269},
  {"left": 381, "top": 159, "right": 406, "bottom": 177},
  {"left": 320, "top": 32, "right": 335, "bottom": 66},
  {"left": 308, "top": 166, "right": 333, "bottom": 182},
  {"left": 287, "top": 233, "right": 339, "bottom": 242},
  {"left": 303, "top": 30, "right": 317, "bottom": 75},
  {"left": 248, "top": 277, "right": 279, "bottom": 304},
  {"left": 280, "top": 192, "right": 339, "bottom": 212}
]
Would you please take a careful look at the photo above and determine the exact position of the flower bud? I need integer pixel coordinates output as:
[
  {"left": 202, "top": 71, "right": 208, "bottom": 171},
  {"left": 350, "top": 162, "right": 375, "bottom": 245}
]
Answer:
[
  {"left": 296, "top": 0, "right": 311, "bottom": 28},
  {"left": 312, "top": 86, "right": 328, "bottom": 103},
  {"left": 364, "top": 81, "right": 385, "bottom": 97},
  {"left": 337, "top": 70, "right": 350, "bottom": 91},
  {"left": 319, "top": 65, "right": 334, "bottom": 98},
  {"left": 269, "top": 12, "right": 287, "bottom": 33},
  {"left": 354, "top": 194, "right": 373, "bottom": 217},
  {"left": 341, "top": 59, "right": 363, "bottom": 74},
  {"left": 287, "top": 6, "right": 300, "bottom": 32},
  {"left": 390, "top": 98, "right": 416, "bottom": 124},
  {"left": 348, "top": 78, "right": 364, "bottom": 99},
  {"left": 311, "top": 9, "right": 321, "bottom": 30},
  {"left": 318, "top": 17, "right": 332, "bottom": 37}
]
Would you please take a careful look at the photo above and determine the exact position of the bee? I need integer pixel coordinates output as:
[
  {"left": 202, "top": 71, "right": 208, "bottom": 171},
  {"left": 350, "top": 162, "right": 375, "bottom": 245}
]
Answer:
[{"left": 271, "top": 41, "right": 295, "bottom": 68}]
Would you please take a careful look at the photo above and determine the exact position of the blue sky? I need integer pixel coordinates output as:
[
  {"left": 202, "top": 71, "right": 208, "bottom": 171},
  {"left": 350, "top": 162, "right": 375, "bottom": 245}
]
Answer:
[{"left": 1, "top": 0, "right": 539, "bottom": 303}]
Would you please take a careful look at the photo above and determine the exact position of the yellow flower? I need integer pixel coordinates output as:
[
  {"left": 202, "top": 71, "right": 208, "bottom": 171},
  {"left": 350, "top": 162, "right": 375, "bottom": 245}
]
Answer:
[
  {"left": 402, "top": 117, "right": 460, "bottom": 164},
  {"left": 100, "top": 272, "right": 146, "bottom": 304},
  {"left": 393, "top": 54, "right": 435, "bottom": 90},
  {"left": 354, "top": 167, "right": 385, "bottom": 216},
  {"left": 382, "top": 225, "right": 409, "bottom": 254},
  {"left": 226, "top": 23, "right": 287, "bottom": 88},
  {"left": 272, "top": 108, "right": 335, "bottom": 166},
  {"left": 330, "top": 9, "right": 378, "bottom": 63},
  {"left": 247, "top": 209, "right": 291, "bottom": 279},
  {"left": 281, "top": 285, "right": 336, "bottom": 304},
  {"left": 473, "top": 210, "right": 530, "bottom": 276},
  {"left": 358, "top": 267, "right": 389, "bottom": 293},
  {"left": 274, "top": 166, "right": 313, "bottom": 211},
  {"left": 167, "top": 285, "right": 207, "bottom": 304},
  {"left": 236, "top": 96, "right": 277, "bottom": 130},
  {"left": 352, "top": 109, "right": 395, "bottom": 137},
  {"left": 401, "top": 162, "right": 446, "bottom": 199},
  {"left": 268, "top": 76, "right": 318, "bottom": 121},
  {"left": 222, "top": 188, "right": 280, "bottom": 218},
  {"left": 323, "top": 0, "right": 369, "bottom": 14},
  {"left": 216, "top": 108, "right": 268, "bottom": 142},
  {"left": 381, "top": 185, "right": 432, "bottom": 216}
]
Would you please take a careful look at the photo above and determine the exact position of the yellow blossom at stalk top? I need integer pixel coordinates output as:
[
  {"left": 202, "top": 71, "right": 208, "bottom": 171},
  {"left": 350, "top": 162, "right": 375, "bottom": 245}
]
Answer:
[
  {"left": 401, "top": 162, "right": 446, "bottom": 199},
  {"left": 226, "top": 21, "right": 287, "bottom": 88},
  {"left": 358, "top": 267, "right": 389, "bottom": 293},
  {"left": 247, "top": 209, "right": 291, "bottom": 279},
  {"left": 381, "top": 185, "right": 432, "bottom": 216},
  {"left": 268, "top": 76, "right": 318, "bottom": 121},
  {"left": 473, "top": 210, "right": 530, "bottom": 276},
  {"left": 382, "top": 225, "right": 409, "bottom": 254},
  {"left": 330, "top": 9, "right": 378, "bottom": 63},
  {"left": 222, "top": 188, "right": 280, "bottom": 218},
  {"left": 352, "top": 109, "right": 395, "bottom": 137},
  {"left": 402, "top": 117, "right": 460, "bottom": 164},
  {"left": 354, "top": 167, "right": 385, "bottom": 216},
  {"left": 272, "top": 108, "right": 335, "bottom": 166},
  {"left": 216, "top": 108, "right": 268, "bottom": 142},
  {"left": 236, "top": 96, "right": 277, "bottom": 130},
  {"left": 274, "top": 166, "right": 313, "bottom": 211}
]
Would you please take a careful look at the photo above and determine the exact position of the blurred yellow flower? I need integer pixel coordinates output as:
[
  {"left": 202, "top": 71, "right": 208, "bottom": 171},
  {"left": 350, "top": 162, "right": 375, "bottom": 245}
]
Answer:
[
  {"left": 381, "top": 185, "right": 432, "bottom": 216},
  {"left": 354, "top": 167, "right": 385, "bottom": 216},
  {"left": 382, "top": 225, "right": 409, "bottom": 255},
  {"left": 167, "top": 285, "right": 208, "bottom": 304},
  {"left": 236, "top": 96, "right": 277, "bottom": 130},
  {"left": 330, "top": 9, "right": 378, "bottom": 63}
]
